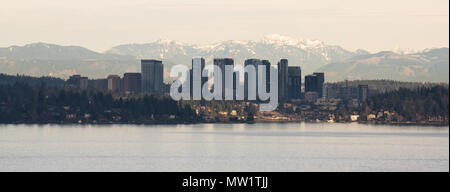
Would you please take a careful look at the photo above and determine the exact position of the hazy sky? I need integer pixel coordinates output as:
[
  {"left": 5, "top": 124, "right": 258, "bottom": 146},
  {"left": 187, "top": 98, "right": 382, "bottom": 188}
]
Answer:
[{"left": 1, "top": 0, "right": 448, "bottom": 52}]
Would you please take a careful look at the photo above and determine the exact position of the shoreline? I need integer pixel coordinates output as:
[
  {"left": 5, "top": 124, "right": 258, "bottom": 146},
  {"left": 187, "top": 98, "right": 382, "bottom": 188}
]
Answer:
[{"left": 1, "top": 120, "right": 448, "bottom": 127}]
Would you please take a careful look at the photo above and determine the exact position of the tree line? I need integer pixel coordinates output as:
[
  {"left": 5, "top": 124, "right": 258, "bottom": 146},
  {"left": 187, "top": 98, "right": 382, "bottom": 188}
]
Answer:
[
  {"left": 0, "top": 73, "right": 65, "bottom": 87},
  {"left": 0, "top": 82, "right": 198, "bottom": 124},
  {"left": 362, "top": 86, "right": 449, "bottom": 122}
]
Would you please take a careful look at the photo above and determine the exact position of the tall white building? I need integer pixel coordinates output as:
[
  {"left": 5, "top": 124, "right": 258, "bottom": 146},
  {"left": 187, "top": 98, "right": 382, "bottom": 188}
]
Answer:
[
  {"left": 213, "top": 58, "right": 234, "bottom": 99},
  {"left": 244, "top": 58, "right": 262, "bottom": 100},
  {"left": 191, "top": 57, "right": 206, "bottom": 99}
]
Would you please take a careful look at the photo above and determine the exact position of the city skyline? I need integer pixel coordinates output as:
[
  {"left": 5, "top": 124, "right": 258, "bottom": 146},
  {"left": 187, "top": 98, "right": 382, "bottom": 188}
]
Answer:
[
  {"left": 0, "top": 0, "right": 448, "bottom": 53},
  {"left": 0, "top": 0, "right": 448, "bottom": 174}
]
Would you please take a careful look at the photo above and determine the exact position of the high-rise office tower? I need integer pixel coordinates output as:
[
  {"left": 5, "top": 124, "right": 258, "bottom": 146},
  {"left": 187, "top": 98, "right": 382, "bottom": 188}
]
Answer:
[
  {"left": 262, "top": 60, "right": 271, "bottom": 93},
  {"left": 107, "top": 75, "right": 121, "bottom": 92},
  {"left": 277, "top": 59, "right": 289, "bottom": 101},
  {"left": 191, "top": 57, "right": 206, "bottom": 99},
  {"left": 213, "top": 58, "right": 234, "bottom": 99},
  {"left": 358, "top": 84, "right": 368, "bottom": 102},
  {"left": 305, "top": 74, "right": 318, "bottom": 94},
  {"left": 141, "top": 59, "right": 163, "bottom": 94},
  {"left": 305, "top": 72, "right": 325, "bottom": 98},
  {"left": 313, "top": 72, "right": 324, "bottom": 97},
  {"left": 288, "top": 66, "right": 301, "bottom": 100},
  {"left": 244, "top": 59, "right": 262, "bottom": 100},
  {"left": 123, "top": 72, "right": 142, "bottom": 94}
]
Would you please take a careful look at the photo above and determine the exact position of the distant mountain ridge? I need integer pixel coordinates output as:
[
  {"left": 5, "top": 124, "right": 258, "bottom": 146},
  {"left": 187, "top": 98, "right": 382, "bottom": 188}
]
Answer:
[
  {"left": 319, "top": 48, "right": 449, "bottom": 82},
  {"left": 0, "top": 42, "right": 139, "bottom": 79},
  {"left": 106, "top": 34, "right": 369, "bottom": 76},
  {"left": 0, "top": 35, "right": 448, "bottom": 82}
]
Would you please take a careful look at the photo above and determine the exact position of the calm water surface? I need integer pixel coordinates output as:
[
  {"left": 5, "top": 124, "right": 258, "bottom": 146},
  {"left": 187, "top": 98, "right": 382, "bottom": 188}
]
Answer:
[{"left": 0, "top": 123, "right": 448, "bottom": 172}]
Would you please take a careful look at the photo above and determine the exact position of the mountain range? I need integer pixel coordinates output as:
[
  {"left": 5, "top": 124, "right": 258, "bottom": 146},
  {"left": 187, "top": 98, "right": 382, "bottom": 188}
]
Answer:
[
  {"left": 0, "top": 34, "right": 448, "bottom": 82},
  {"left": 319, "top": 48, "right": 449, "bottom": 82}
]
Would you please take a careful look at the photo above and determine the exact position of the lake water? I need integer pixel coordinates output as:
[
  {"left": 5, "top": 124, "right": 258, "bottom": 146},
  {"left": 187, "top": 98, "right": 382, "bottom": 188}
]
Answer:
[{"left": 0, "top": 123, "right": 448, "bottom": 172}]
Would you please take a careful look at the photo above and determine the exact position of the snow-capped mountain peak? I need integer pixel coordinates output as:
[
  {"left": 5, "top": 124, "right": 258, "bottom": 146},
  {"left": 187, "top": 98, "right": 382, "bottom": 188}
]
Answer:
[
  {"left": 24, "top": 42, "right": 53, "bottom": 49},
  {"left": 262, "top": 34, "right": 324, "bottom": 49},
  {"left": 1, "top": 39, "right": 446, "bottom": 83},
  {"left": 103, "top": 35, "right": 370, "bottom": 76},
  {"left": 154, "top": 38, "right": 186, "bottom": 46},
  {"left": 391, "top": 46, "right": 423, "bottom": 55}
]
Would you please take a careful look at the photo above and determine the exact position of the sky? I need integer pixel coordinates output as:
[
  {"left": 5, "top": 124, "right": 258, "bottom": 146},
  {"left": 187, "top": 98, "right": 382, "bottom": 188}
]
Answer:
[{"left": 0, "top": 0, "right": 448, "bottom": 53}]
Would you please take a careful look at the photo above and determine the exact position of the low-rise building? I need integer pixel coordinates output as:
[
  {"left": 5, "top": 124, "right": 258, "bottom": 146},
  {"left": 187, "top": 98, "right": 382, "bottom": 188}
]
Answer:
[
  {"left": 305, "top": 91, "right": 319, "bottom": 103},
  {"left": 367, "top": 114, "right": 376, "bottom": 120},
  {"left": 350, "top": 114, "right": 360, "bottom": 121}
]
